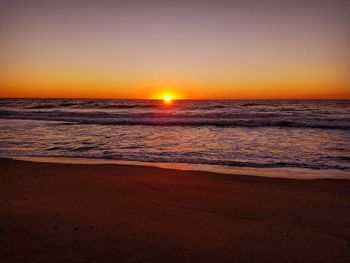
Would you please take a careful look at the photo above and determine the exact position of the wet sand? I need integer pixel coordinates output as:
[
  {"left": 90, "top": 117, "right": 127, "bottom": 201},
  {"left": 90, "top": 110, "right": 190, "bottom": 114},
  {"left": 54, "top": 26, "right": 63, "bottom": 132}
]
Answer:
[{"left": 0, "top": 157, "right": 350, "bottom": 262}]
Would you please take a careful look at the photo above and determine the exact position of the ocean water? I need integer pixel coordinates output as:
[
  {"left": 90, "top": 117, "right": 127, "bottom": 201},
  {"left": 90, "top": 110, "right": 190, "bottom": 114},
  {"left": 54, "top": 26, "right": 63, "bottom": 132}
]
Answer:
[{"left": 0, "top": 99, "right": 349, "bottom": 177}]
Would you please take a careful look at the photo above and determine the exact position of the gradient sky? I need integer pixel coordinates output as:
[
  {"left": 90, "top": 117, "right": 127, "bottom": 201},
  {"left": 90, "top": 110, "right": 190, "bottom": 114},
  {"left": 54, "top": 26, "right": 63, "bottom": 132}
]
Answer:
[{"left": 1, "top": 0, "right": 349, "bottom": 99}]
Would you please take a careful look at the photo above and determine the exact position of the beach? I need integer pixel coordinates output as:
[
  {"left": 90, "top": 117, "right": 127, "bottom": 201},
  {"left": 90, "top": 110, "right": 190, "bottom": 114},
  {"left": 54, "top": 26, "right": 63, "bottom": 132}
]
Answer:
[
  {"left": 1, "top": 157, "right": 349, "bottom": 263},
  {"left": 2, "top": 0, "right": 350, "bottom": 261}
]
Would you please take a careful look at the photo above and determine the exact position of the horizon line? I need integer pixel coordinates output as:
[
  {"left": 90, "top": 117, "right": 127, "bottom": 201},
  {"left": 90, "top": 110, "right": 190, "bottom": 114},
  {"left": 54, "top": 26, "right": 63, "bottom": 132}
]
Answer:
[{"left": 1, "top": 97, "right": 350, "bottom": 101}]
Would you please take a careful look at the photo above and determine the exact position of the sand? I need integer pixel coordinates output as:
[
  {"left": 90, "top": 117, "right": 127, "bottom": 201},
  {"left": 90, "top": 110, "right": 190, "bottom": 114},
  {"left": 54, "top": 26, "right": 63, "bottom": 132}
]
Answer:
[{"left": 0, "top": 157, "right": 349, "bottom": 263}]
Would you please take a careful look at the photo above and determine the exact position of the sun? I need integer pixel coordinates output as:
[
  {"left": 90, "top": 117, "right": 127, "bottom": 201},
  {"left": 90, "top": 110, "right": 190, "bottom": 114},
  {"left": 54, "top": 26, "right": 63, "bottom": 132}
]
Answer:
[{"left": 164, "top": 95, "right": 172, "bottom": 104}]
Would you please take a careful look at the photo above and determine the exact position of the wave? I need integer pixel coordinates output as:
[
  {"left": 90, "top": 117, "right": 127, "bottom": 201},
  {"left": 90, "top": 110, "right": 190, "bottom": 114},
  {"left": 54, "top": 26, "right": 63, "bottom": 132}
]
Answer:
[
  {"left": 1, "top": 99, "right": 349, "bottom": 113},
  {"left": 7, "top": 152, "right": 349, "bottom": 171},
  {"left": 26, "top": 104, "right": 60, "bottom": 109},
  {"left": 0, "top": 109, "right": 349, "bottom": 129},
  {"left": 99, "top": 104, "right": 156, "bottom": 109},
  {"left": 241, "top": 103, "right": 260, "bottom": 107}
]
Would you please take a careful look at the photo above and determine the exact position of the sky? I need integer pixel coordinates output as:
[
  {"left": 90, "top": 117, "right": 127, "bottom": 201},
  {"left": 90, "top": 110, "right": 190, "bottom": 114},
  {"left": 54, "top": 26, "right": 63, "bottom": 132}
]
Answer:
[{"left": 1, "top": 0, "right": 349, "bottom": 99}]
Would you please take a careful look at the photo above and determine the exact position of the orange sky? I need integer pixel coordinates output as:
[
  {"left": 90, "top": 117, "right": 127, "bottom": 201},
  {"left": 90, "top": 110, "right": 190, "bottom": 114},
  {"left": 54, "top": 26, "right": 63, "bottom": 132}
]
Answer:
[{"left": 1, "top": 0, "right": 349, "bottom": 99}]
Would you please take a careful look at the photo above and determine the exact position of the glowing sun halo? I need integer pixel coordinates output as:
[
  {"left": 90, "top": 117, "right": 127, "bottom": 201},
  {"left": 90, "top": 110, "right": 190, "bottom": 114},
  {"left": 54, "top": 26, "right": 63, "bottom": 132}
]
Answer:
[{"left": 164, "top": 95, "right": 172, "bottom": 104}]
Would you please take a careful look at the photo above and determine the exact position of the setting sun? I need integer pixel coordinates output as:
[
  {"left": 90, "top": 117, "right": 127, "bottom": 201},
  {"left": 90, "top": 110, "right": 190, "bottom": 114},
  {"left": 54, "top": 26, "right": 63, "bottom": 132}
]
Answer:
[
  {"left": 1, "top": 1, "right": 350, "bottom": 262},
  {"left": 164, "top": 95, "right": 172, "bottom": 104}
]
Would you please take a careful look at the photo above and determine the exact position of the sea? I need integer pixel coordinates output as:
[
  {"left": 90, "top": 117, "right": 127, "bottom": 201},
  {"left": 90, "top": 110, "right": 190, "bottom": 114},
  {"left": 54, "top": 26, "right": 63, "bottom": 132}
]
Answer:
[{"left": 0, "top": 99, "right": 349, "bottom": 179}]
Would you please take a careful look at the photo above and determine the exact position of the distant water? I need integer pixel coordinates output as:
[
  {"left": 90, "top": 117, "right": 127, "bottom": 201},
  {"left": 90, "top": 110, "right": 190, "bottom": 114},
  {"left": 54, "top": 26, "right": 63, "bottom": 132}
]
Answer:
[{"left": 0, "top": 99, "right": 349, "bottom": 176}]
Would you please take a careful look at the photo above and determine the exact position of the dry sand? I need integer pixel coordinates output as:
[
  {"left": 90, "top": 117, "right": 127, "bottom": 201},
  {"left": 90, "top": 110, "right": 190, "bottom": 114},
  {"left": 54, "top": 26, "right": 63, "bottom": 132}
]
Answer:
[{"left": 0, "top": 157, "right": 349, "bottom": 263}]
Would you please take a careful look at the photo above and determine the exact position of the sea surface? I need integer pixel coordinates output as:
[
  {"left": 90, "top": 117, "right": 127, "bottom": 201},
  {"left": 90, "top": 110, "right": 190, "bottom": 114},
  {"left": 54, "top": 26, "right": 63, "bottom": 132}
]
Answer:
[{"left": 0, "top": 99, "right": 349, "bottom": 178}]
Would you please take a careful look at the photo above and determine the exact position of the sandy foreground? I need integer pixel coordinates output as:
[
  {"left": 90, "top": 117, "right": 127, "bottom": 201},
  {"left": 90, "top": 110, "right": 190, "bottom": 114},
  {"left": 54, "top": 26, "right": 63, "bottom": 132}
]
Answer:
[{"left": 0, "top": 157, "right": 349, "bottom": 263}]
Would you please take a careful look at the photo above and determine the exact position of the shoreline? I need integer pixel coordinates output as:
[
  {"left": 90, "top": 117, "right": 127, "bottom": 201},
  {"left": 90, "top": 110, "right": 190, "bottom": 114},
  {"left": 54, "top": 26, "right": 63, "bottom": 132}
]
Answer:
[{"left": 4, "top": 155, "right": 350, "bottom": 180}]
